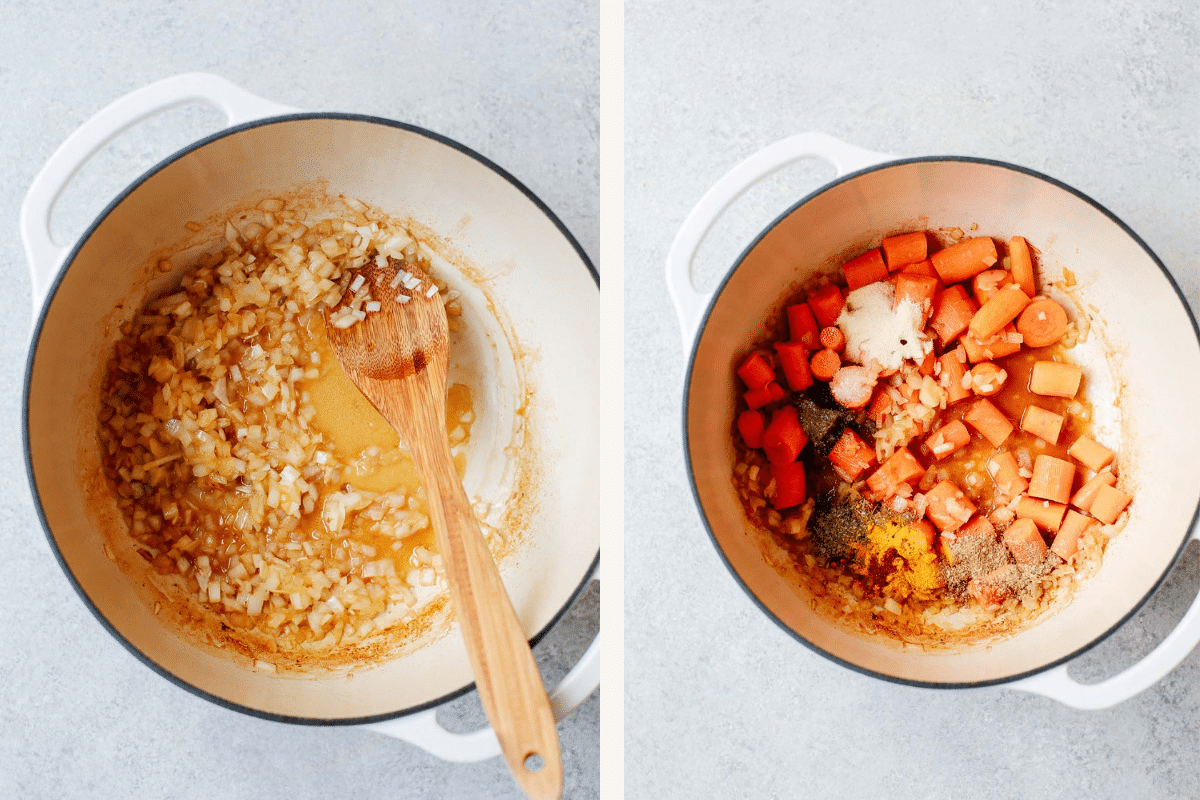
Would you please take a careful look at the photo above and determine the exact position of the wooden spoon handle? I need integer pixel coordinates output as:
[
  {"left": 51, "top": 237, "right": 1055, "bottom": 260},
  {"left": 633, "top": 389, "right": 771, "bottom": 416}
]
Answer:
[{"left": 413, "top": 431, "right": 563, "bottom": 799}]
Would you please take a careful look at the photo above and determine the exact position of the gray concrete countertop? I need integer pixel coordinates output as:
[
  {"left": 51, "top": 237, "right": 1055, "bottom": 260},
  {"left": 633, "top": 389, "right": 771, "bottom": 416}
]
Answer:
[
  {"left": 626, "top": 1, "right": 1199, "bottom": 797},
  {"left": 0, "top": 2, "right": 598, "bottom": 798}
]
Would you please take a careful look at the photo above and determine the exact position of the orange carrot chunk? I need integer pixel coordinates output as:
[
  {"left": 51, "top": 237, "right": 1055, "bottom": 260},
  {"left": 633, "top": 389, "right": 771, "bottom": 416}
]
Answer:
[
  {"left": 961, "top": 323, "right": 1023, "bottom": 363},
  {"left": 968, "top": 284, "right": 1031, "bottom": 341},
  {"left": 1020, "top": 405, "right": 1064, "bottom": 445},
  {"left": 842, "top": 248, "right": 889, "bottom": 291},
  {"left": 773, "top": 341, "right": 814, "bottom": 392},
  {"left": 893, "top": 274, "right": 940, "bottom": 319},
  {"left": 1016, "top": 296, "right": 1069, "bottom": 348},
  {"left": 737, "top": 410, "right": 765, "bottom": 449},
  {"left": 925, "top": 420, "right": 971, "bottom": 461},
  {"left": 1071, "top": 470, "right": 1117, "bottom": 513},
  {"left": 918, "top": 350, "right": 937, "bottom": 377},
  {"left": 1052, "top": 510, "right": 1096, "bottom": 563},
  {"left": 1003, "top": 517, "right": 1048, "bottom": 564},
  {"left": 867, "top": 389, "right": 893, "bottom": 425},
  {"left": 770, "top": 460, "right": 807, "bottom": 510},
  {"left": 1028, "top": 455, "right": 1076, "bottom": 504},
  {"left": 928, "top": 285, "right": 979, "bottom": 347},
  {"left": 881, "top": 232, "right": 928, "bottom": 270},
  {"left": 937, "top": 352, "right": 972, "bottom": 405},
  {"left": 808, "top": 284, "right": 846, "bottom": 328},
  {"left": 986, "top": 450, "right": 1029, "bottom": 498},
  {"left": 969, "top": 566, "right": 1018, "bottom": 605},
  {"left": 819, "top": 326, "right": 846, "bottom": 352},
  {"left": 1090, "top": 485, "right": 1132, "bottom": 525},
  {"left": 830, "top": 365, "right": 876, "bottom": 409},
  {"left": 810, "top": 348, "right": 841, "bottom": 382},
  {"left": 972, "top": 269, "right": 1014, "bottom": 305},
  {"left": 930, "top": 237, "right": 999, "bottom": 283},
  {"left": 865, "top": 447, "right": 925, "bottom": 500},
  {"left": 1009, "top": 236, "right": 1037, "bottom": 297},
  {"left": 1029, "top": 361, "right": 1082, "bottom": 398},
  {"left": 744, "top": 382, "right": 780, "bottom": 410},
  {"left": 924, "top": 480, "right": 977, "bottom": 533},
  {"left": 786, "top": 302, "right": 821, "bottom": 348},
  {"left": 962, "top": 398, "right": 1013, "bottom": 447},
  {"left": 828, "top": 428, "right": 878, "bottom": 482},
  {"left": 968, "top": 362, "right": 1008, "bottom": 396},
  {"left": 1068, "top": 435, "right": 1115, "bottom": 473},
  {"left": 939, "top": 515, "right": 997, "bottom": 565},
  {"left": 1015, "top": 495, "right": 1067, "bottom": 532},
  {"left": 761, "top": 405, "right": 808, "bottom": 466},
  {"left": 900, "top": 259, "right": 938, "bottom": 279},
  {"left": 736, "top": 351, "right": 775, "bottom": 389}
]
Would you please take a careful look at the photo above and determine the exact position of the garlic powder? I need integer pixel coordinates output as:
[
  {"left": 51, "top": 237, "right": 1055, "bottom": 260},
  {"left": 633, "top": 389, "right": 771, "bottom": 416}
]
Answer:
[{"left": 836, "top": 282, "right": 932, "bottom": 372}]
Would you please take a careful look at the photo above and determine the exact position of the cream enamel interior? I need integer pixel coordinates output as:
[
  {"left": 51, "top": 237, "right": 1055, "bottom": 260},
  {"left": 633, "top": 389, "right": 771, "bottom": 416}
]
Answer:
[
  {"left": 27, "top": 117, "right": 599, "bottom": 719},
  {"left": 686, "top": 159, "right": 1200, "bottom": 684}
]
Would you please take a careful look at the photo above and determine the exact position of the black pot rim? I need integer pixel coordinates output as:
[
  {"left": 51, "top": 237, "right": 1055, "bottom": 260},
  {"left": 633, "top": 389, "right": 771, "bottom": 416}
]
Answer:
[
  {"left": 23, "top": 111, "right": 600, "bottom": 725},
  {"left": 681, "top": 153, "right": 1200, "bottom": 690}
]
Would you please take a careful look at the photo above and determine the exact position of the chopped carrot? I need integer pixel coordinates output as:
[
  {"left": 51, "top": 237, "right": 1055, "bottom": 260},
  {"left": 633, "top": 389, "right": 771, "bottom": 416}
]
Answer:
[
  {"left": 770, "top": 460, "right": 807, "bottom": 510},
  {"left": 1009, "top": 236, "right": 1036, "bottom": 297},
  {"left": 810, "top": 348, "right": 841, "bottom": 382},
  {"left": 969, "top": 566, "right": 1018, "bottom": 605},
  {"left": 918, "top": 350, "right": 937, "bottom": 377},
  {"left": 842, "top": 248, "right": 889, "bottom": 291},
  {"left": 736, "top": 351, "right": 775, "bottom": 389},
  {"left": 761, "top": 406, "right": 808, "bottom": 466},
  {"left": 1052, "top": 511, "right": 1096, "bottom": 562},
  {"left": 881, "top": 232, "right": 928, "bottom": 270},
  {"left": 900, "top": 259, "right": 938, "bottom": 278},
  {"left": 893, "top": 274, "right": 940, "bottom": 319},
  {"left": 1016, "top": 296, "right": 1069, "bottom": 348},
  {"left": 925, "top": 420, "right": 970, "bottom": 461},
  {"left": 830, "top": 366, "right": 876, "bottom": 409},
  {"left": 1090, "top": 484, "right": 1132, "bottom": 525},
  {"left": 937, "top": 351, "right": 972, "bottom": 405},
  {"left": 737, "top": 410, "right": 765, "bottom": 449},
  {"left": 1029, "top": 455, "right": 1076, "bottom": 504},
  {"left": 1068, "top": 435, "right": 1115, "bottom": 473},
  {"left": 969, "top": 362, "right": 1008, "bottom": 396},
  {"left": 867, "top": 389, "right": 893, "bottom": 425},
  {"left": 1015, "top": 495, "right": 1066, "bottom": 532},
  {"left": 1071, "top": 470, "right": 1116, "bottom": 513},
  {"left": 924, "top": 479, "right": 977, "bottom": 533},
  {"left": 938, "top": 516, "right": 996, "bottom": 566},
  {"left": 968, "top": 284, "right": 1031, "bottom": 341},
  {"left": 961, "top": 323, "right": 1022, "bottom": 363},
  {"left": 865, "top": 447, "right": 924, "bottom": 500},
  {"left": 819, "top": 326, "right": 846, "bottom": 352},
  {"left": 1003, "top": 517, "right": 1048, "bottom": 564},
  {"left": 786, "top": 302, "right": 821, "bottom": 348},
  {"left": 808, "top": 284, "right": 846, "bottom": 328},
  {"left": 986, "top": 450, "right": 1029, "bottom": 497},
  {"left": 828, "top": 428, "right": 877, "bottom": 482},
  {"left": 930, "top": 237, "right": 999, "bottom": 283},
  {"left": 972, "top": 269, "right": 1014, "bottom": 305},
  {"left": 928, "top": 285, "right": 979, "bottom": 347},
  {"left": 1020, "top": 405, "right": 1064, "bottom": 445},
  {"left": 773, "top": 341, "right": 814, "bottom": 392},
  {"left": 768, "top": 382, "right": 786, "bottom": 402},
  {"left": 744, "top": 382, "right": 779, "bottom": 410},
  {"left": 1029, "top": 361, "right": 1082, "bottom": 398}
]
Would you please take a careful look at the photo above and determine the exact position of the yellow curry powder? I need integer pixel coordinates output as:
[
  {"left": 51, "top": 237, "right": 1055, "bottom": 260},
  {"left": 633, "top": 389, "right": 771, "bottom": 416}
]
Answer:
[{"left": 850, "top": 520, "right": 943, "bottom": 601}]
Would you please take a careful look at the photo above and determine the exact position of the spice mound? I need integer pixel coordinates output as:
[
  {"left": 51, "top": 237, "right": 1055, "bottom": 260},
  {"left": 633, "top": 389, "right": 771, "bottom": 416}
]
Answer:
[
  {"left": 98, "top": 195, "right": 484, "bottom": 662},
  {"left": 733, "top": 230, "right": 1132, "bottom": 642}
]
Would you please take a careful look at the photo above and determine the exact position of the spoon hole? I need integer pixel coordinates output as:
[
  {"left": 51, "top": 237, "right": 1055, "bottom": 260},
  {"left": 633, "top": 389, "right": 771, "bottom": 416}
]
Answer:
[{"left": 523, "top": 753, "right": 545, "bottom": 773}]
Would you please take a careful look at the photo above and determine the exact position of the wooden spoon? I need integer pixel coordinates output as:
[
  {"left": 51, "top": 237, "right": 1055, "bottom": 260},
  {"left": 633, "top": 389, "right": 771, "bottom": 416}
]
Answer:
[{"left": 324, "top": 258, "right": 561, "bottom": 799}]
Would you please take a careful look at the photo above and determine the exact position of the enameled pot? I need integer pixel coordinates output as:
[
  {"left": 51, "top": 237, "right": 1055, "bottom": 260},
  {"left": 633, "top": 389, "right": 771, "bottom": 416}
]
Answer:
[
  {"left": 22, "top": 73, "right": 599, "bottom": 760},
  {"left": 668, "top": 132, "right": 1200, "bottom": 708}
]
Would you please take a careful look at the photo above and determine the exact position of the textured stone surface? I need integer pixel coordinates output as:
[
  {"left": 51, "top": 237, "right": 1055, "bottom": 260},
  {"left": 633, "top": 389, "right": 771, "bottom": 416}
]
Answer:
[
  {"left": 626, "top": 1, "right": 1199, "bottom": 797},
  {"left": 1, "top": 2, "right": 597, "bottom": 798}
]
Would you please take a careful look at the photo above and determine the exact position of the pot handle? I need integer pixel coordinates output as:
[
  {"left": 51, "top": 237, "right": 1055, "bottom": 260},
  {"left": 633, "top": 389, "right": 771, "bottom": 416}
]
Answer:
[
  {"left": 664, "top": 132, "right": 894, "bottom": 352},
  {"left": 20, "top": 72, "right": 298, "bottom": 313},
  {"left": 1010, "top": 527, "right": 1200, "bottom": 709},
  {"left": 366, "top": 575, "right": 601, "bottom": 762}
]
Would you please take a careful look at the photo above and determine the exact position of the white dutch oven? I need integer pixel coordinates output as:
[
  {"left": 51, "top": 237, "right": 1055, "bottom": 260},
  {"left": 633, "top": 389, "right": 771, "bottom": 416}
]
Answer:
[
  {"left": 21, "top": 73, "right": 599, "bottom": 760},
  {"left": 668, "top": 132, "right": 1200, "bottom": 708}
]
